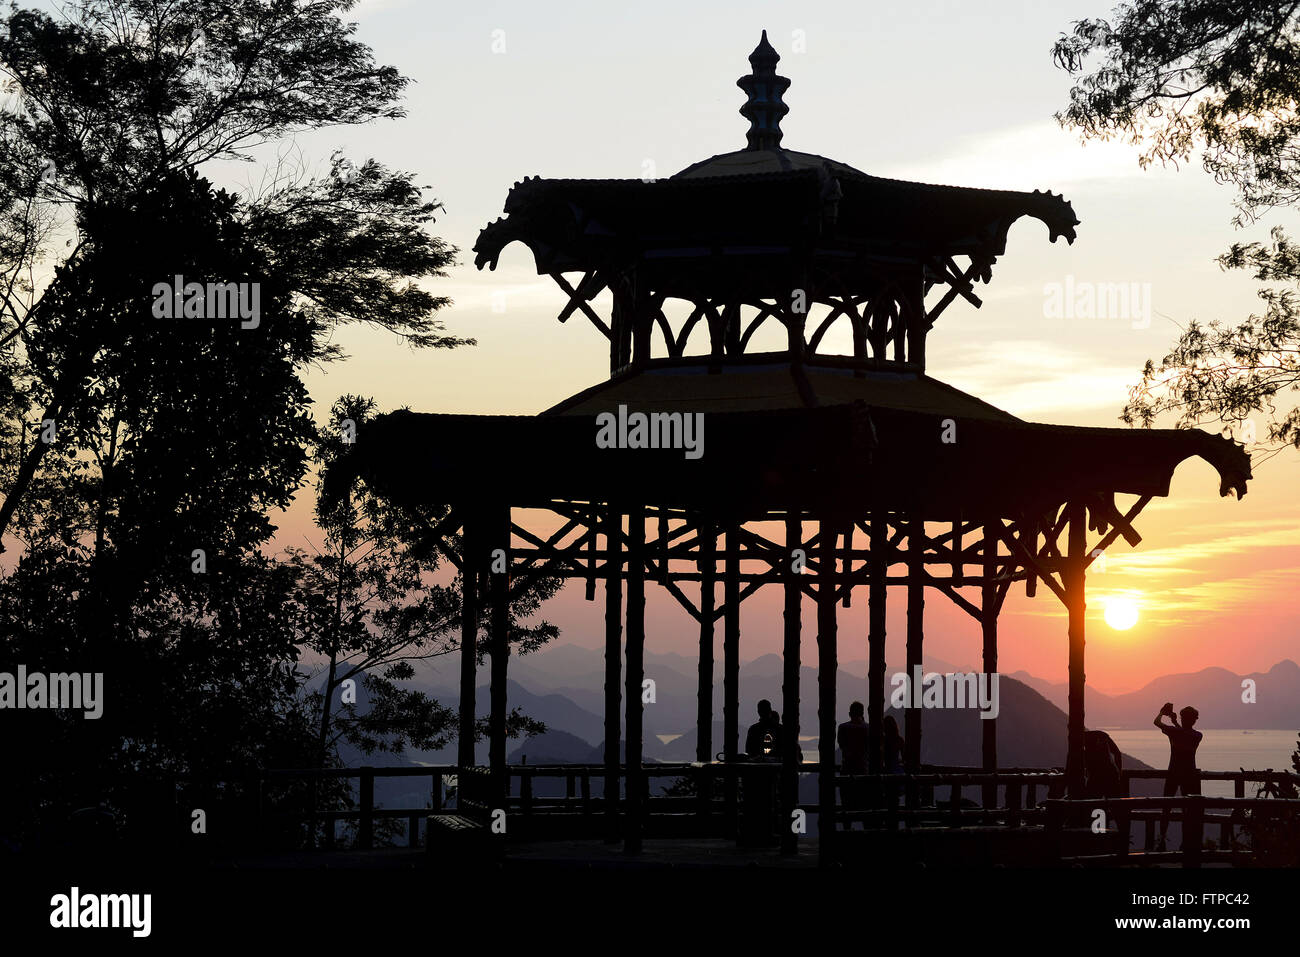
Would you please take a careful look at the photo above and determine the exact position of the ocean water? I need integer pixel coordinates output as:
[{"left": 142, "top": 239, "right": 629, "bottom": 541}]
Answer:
[{"left": 1104, "top": 729, "right": 1298, "bottom": 798}]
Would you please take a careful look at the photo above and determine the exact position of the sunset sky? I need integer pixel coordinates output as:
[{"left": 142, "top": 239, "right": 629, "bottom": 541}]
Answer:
[{"left": 213, "top": 0, "right": 1299, "bottom": 694}]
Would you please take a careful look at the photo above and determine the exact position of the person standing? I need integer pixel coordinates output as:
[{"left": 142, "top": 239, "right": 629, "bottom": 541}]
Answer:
[
  {"left": 837, "top": 701, "right": 870, "bottom": 773},
  {"left": 882, "top": 714, "right": 905, "bottom": 774},
  {"left": 837, "top": 702, "right": 870, "bottom": 825},
  {"left": 1154, "top": 702, "right": 1202, "bottom": 850}
]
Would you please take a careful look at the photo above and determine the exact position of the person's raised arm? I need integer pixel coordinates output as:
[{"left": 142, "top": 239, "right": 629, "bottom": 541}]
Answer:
[{"left": 1154, "top": 701, "right": 1176, "bottom": 729}]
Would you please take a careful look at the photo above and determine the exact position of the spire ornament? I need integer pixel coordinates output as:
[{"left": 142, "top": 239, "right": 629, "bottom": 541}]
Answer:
[{"left": 737, "top": 30, "right": 790, "bottom": 151}]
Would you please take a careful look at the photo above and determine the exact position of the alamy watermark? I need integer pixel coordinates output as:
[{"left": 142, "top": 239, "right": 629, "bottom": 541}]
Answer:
[
  {"left": 890, "top": 667, "right": 1000, "bottom": 719},
  {"left": 0, "top": 666, "right": 103, "bottom": 719},
  {"left": 1043, "top": 277, "right": 1152, "bottom": 329},
  {"left": 50, "top": 887, "right": 150, "bottom": 937},
  {"left": 595, "top": 404, "right": 704, "bottom": 460},
  {"left": 151, "top": 275, "right": 260, "bottom": 329}
]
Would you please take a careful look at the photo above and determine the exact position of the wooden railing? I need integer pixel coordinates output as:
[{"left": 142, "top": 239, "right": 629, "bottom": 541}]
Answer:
[
  {"left": 245, "top": 763, "right": 1300, "bottom": 863},
  {"left": 256, "top": 765, "right": 452, "bottom": 849},
  {"left": 832, "top": 769, "right": 1064, "bottom": 829},
  {"left": 251, "top": 762, "right": 1061, "bottom": 847},
  {"left": 1045, "top": 791, "right": 1300, "bottom": 867}
]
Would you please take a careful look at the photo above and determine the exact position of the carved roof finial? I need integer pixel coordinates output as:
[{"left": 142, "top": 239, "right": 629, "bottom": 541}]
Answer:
[{"left": 737, "top": 30, "right": 790, "bottom": 151}]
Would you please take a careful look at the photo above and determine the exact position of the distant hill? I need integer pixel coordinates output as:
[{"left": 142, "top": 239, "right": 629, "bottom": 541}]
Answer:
[
  {"left": 1010, "top": 660, "right": 1300, "bottom": 729},
  {"left": 396, "top": 644, "right": 1292, "bottom": 787},
  {"left": 508, "top": 728, "right": 595, "bottom": 765},
  {"left": 882, "top": 675, "right": 1151, "bottom": 774},
  {"left": 511, "top": 675, "right": 1156, "bottom": 774}
]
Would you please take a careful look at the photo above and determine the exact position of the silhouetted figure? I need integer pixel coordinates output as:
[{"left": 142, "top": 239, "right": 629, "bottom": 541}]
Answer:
[
  {"left": 837, "top": 701, "right": 869, "bottom": 773},
  {"left": 882, "top": 714, "right": 906, "bottom": 811},
  {"left": 1082, "top": 729, "right": 1125, "bottom": 798},
  {"left": 882, "top": 715, "right": 905, "bottom": 774},
  {"left": 1154, "top": 702, "right": 1202, "bottom": 849},
  {"left": 740, "top": 699, "right": 782, "bottom": 845},
  {"left": 744, "top": 699, "right": 781, "bottom": 759},
  {"left": 837, "top": 701, "right": 869, "bottom": 824}
]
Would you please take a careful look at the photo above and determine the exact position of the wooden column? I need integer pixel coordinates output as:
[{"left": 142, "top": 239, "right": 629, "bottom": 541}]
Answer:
[
  {"left": 981, "top": 519, "right": 999, "bottom": 811},
  {"left": 457, "top": 511, "right": 479, "bottom": 769},
  {"left": 723, "top": 302, "right": 740, "bottom": 356},
  {"left": 903, "top": 266, "right": 927, "bottom": 370},
  {"left": 488, "top": 506, "right": 511, "bottom": 805},
  {"left": 723, "top": 520, "right": 741, "bottom": 825},
  {"left": 630, "top": 275, "right": 651, "bottom": 369},
  {"left": 816, "top": 519, "right": 839, "bottom": 863},
  {"left": 867, "top": 510, "right": 887, "bottom": 774},
  {"left": 780, "top": 512, "right": 802, "bottom": 855},
  {"left": 904, "top": 513, "right": 924, "bottom": 801},
  {"left": 611, "top": 281, "right": 633, "bottom": 373},
  {"left": 624, "top": 502, "right": 646, "bottom": 853},
  {"left": 786, "top": 299, "right": 806, "bottom": 360},
  {"left": 696, "top": 514, "right": 716, "bottom": 764},
  {"left": 1065, "top": 502, "right": 1088, "bottom": 797},
  {"left": 603, "top": 505, "right": 623, "bottom": 841}
]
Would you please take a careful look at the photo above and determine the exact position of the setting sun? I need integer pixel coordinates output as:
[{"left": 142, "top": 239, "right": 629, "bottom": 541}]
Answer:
[{"left": 1104, "top": 595, "right": 1141, "bottom": 631}]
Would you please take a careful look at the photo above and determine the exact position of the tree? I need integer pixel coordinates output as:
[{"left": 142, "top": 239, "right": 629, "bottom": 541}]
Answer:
[
  {"left": 294, "top": 397, "right": 559, "bottom": 767},
  {"left": 0, "top": 0, "right": 471, "bottom": 852},
  {"left": 1054, "top": 1, "right": 1300, "bottom": 456},
  {"left": 0, "top": 0, "right": 468, "bottom": 545}
]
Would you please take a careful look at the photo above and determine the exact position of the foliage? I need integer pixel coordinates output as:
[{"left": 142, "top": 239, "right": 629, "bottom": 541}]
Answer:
[
  {"left": 0, "top": 1, "right": 483, "bottom": 855},
  {"left": 1055, "top": 1, "right": 1300, "bottom": 455}
]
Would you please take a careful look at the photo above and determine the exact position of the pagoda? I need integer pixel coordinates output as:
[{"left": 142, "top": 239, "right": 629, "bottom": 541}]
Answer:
[{"left": 335, "top": 33, "right": 1251, "bottom": 862}]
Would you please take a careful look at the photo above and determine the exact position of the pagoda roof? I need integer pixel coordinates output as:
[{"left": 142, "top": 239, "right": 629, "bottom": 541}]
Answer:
[
  {"left": 473, "top": 164, "right": 1078, "bottom": 277},
  {"left": 544, "top": 357, "right": 1021, "bottom": 422},
  {"left": 332, "top": 403, "right": 1250, "bottom": 518},
  {"left": 474, "top": 35, "right": 1079, "bottom": 278}
]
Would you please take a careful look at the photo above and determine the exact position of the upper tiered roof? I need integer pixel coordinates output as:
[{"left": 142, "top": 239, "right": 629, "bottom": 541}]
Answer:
[
  {"left": 333, "top": 33, "right": 1250, "bottom": 523},
  {"left": 474, "top": 33, "right": 1079, "bottom": 278}
]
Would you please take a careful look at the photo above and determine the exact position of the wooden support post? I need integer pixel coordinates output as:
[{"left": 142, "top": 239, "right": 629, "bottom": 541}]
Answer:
[
  {"left": 631, "top": 281, "right": 651, "bottom": 369},
  {"left": 488, "top": 506, "right": 511, "bottom": 806},
  {"left": 981, "top": 520, "right": 998, "bottom": 811},
  {"left": 584, "top": 505, "right": 597, "bottom": 600},
  {"left": 1006, "top": 779, "right": 1021, "bottom": 828},
  {"left": 1065, "top": 501, "right": 1088, "bottom": 797},
  {"left": 891, "top": 296, "right": 906, "bottom": 363},
  {"left": 905, "top": 513, "right": 925, "bottom": 806},
  {"left": 359, "top": 766, "right": 374, "bottom": 850},
  {"left": 697, "top": 515, "right": 716, "bottom": 765},
  {"left": 624, "top": 502, "right": 646, "bottom": 854},
  {"left": 781, "top": 512, "right": 802, "bottom": 856},
  {"left": 657, "top": 508, "right": 668, "bottom": 583},
  {"left": 1185, "top": 796, "right": 1204, "bottom": 868},
  {"left": 786, "top": 300, "right": 806, "bottom": 360},
  {"left": 724, "top": 520, "right": 741, "bottom": 829},
  {"left": 816, "top": 519, "right": 839, "bottom": 864},
  {"left": 867, "top": 511, "right": 887, "bottom": 775},
  {"left": 611, "top": 281, "right": 633, "bottom": 372},
  {"left": 457, "top": 513, "right": 479, "bottom": 769},
  {"left": 904, "top": 267, "right": 926, "bottom": 370},
  {"left": 723, "top": 301, "right": 740, "bottom": 356},
  {"left": 697, "top": 513, "right": 716, "bottom": 825},
  {"left": 603, "top": 505, "right": 623, "bottom": 842}
]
